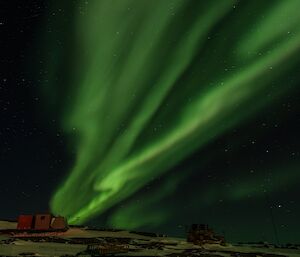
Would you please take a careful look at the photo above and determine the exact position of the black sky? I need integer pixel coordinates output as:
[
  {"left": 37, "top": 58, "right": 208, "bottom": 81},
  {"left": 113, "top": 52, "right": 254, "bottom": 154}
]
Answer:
[
  {"left": 0, "top": 1, "right": 70, "bottom": 219},
  {"left": 0, "top": 0, "right": 300, "bottom": 244}
]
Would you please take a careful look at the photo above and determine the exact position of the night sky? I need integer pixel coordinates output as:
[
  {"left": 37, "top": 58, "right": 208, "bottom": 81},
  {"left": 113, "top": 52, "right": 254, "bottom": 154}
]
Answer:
[{"left": 1, "top": 0, "right": 300, "bottom": 244}]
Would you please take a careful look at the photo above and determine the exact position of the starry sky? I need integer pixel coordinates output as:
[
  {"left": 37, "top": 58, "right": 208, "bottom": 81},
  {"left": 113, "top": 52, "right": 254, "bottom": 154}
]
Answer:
[{"left": 1, "top": 0, "right": 300, "bottom": 244}]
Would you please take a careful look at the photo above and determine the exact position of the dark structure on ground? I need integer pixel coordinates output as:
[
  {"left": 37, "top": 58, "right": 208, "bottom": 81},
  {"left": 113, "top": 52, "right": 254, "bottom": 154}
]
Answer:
[
  {"left": 187, "top": 224, "right": 225, "bottom": 245},
  {"left": 76, "top": 243, "right": 129, "bottom": 256},
  {"left": 17, "top": 214, "right": 68, "bottom": 231}
]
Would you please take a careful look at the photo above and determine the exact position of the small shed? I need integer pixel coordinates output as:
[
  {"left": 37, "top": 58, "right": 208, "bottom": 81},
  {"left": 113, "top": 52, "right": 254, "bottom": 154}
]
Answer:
[
  {"left": 17, "top": 215, "right": 34, "bottom": 230},
  {"left": 51, "top": 216, "right": 67, "bottom": 230},
  {"left": 34, "top": 214, "right": 52, "bottom": 230}
]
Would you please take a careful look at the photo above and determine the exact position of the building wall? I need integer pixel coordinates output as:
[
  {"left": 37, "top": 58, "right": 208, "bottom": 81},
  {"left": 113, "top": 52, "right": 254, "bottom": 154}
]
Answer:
[
  {"left": 51, "top": 216, "right": 67, "bottom": 229},
  {"left": 34, "top": 214, "right": 52, "bottom": 230},
  {"left": 17, "top": 215, "right": 33, "bottom": 230}
]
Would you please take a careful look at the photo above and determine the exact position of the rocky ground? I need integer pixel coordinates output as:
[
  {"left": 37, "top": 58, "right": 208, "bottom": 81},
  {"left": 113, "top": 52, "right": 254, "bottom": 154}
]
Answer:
[{"left": 1, "top": 221, "right": 300, "bottom": 257}]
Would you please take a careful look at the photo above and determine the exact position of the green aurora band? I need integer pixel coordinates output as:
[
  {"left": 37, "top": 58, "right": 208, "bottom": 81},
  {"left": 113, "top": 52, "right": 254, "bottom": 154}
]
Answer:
[{"left": 47, "top": 0, "right": 300, "bottom": 225}]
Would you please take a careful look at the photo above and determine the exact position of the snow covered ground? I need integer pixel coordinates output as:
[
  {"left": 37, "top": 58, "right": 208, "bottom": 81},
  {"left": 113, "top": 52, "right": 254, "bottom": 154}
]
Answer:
[{"left": 1, "top": 220, "right": 300, "bottom": 256}]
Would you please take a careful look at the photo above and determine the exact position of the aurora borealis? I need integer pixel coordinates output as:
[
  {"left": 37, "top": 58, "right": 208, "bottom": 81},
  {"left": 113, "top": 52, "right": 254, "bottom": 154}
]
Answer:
[
  {"left": 45, "top": 0, "right": 300, "bottom": 227},
  {"left": 2, "top": 0, "right": 300, "bottom": 244}
]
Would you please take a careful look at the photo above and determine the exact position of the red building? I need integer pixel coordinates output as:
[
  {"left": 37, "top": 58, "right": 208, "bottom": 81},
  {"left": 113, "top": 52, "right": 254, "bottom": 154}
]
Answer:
[
  {"left": 17, "top": 215, "right": 34, "bottom": 230},
  {"left": 34, "top": 214, "right": 52, "bottom": 230},
  {"left": 51, "top": 216, "right": 67, "bottom": 229},
  {"left": 17, "top": 213, "right": 68, "bottom": 231}
]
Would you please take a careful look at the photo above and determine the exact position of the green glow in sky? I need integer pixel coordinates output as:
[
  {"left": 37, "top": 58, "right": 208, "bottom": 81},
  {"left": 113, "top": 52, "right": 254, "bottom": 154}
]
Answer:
[{"left": 48, "top": 0, "right": 300, "bottom": 226}]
